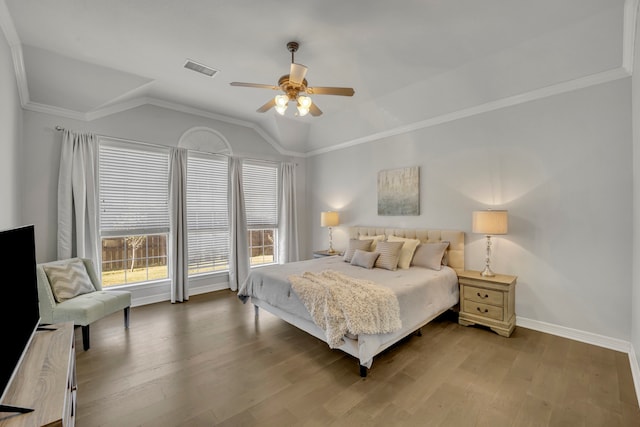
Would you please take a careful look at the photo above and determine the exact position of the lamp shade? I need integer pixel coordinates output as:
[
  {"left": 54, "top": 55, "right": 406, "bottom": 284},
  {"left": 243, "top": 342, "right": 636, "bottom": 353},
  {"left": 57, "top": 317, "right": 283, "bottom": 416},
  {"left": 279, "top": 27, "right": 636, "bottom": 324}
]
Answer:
[
  {"left": 320, "top": 211, "right": 339, "bottom": 227},
  {"left": 472, "top": 210, "right": 508, "bottom": 235}
]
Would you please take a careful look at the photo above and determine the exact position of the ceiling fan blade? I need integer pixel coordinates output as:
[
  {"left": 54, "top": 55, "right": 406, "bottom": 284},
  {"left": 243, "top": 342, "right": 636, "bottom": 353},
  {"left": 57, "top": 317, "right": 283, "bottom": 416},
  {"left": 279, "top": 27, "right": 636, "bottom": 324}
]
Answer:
[
  {"left": 309, "top": 103, "right": 322, "bottom": 117},
  {"left": 257, "top": 98, "right": 276, "bottom": 113},
  {"left": 230, "top": 82, "right": 279, "bottom": 90},
  {"left": 289, "top": 63, "right": 308, "bottom": 86},
  {"left": 306, "top": 86, "right": 355, "bottom": 96}
]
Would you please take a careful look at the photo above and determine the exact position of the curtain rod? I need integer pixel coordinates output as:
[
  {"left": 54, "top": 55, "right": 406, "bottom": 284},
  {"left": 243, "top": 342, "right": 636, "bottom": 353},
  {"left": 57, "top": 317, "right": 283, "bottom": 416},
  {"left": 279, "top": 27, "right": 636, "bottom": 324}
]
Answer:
[{"left": 54, "top": 126, "right": 296, "bottom": 166}]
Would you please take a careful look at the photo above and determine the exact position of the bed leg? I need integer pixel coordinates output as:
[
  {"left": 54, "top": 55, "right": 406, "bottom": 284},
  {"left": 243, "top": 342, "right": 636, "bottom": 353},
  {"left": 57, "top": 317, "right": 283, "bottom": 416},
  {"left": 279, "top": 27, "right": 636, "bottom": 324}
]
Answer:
[
  {"left": 359, "top": 365, "right": 368, "bottom": 378},
  {"left": 416, "top": 327, "right": 422, "bottom": 337},
  {"left": 254, "top": 305, "right": 259, "bottom": 316}
]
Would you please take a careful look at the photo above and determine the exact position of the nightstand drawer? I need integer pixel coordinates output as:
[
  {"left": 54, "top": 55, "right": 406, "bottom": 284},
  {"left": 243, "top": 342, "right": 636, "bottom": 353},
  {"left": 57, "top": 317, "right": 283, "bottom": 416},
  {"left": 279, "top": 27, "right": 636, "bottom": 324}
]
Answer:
[
  {"left": 463, "top": 300, "right": 503, "bottom": 321},
  {"left": 464, "top": 286, "right": 503, "bottom": 306}
]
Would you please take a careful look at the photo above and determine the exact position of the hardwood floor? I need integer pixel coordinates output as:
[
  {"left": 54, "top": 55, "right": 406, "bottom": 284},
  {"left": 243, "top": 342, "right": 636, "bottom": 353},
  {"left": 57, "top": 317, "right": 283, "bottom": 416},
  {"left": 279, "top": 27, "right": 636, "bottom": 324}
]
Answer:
[{"left": 74, "top": 290, "right": 640, "bottom": 426}]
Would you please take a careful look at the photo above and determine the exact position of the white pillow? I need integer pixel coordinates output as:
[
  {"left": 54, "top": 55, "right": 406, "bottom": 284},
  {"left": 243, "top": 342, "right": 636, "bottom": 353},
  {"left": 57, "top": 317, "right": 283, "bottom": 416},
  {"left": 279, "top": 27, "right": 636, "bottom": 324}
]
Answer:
[
  {"left": 44, "top": 258, "right": 96, "bottom": 303},
  {"left": 359, "top": 234, "right": 385, "bottom": 251},
  {"left": 387, "top": 235, "right": 421, "bottom": 269}
]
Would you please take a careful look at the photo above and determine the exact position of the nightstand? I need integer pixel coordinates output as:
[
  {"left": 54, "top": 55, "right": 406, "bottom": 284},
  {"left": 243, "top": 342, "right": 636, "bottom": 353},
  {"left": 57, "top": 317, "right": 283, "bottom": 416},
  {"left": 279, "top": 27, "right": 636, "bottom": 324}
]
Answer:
[
  {"left": 457, "top": 270, "right": 517, "bottom": 337},
  {"left": 313, "top": 250, "right": 343, "bottom": 258}
]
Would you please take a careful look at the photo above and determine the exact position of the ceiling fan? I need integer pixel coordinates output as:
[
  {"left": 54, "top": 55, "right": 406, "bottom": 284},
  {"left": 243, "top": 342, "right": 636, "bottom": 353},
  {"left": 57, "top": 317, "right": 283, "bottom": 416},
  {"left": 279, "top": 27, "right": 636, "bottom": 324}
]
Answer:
[{"left": 230, "top": 41, "right": 355, "bottom": 117}]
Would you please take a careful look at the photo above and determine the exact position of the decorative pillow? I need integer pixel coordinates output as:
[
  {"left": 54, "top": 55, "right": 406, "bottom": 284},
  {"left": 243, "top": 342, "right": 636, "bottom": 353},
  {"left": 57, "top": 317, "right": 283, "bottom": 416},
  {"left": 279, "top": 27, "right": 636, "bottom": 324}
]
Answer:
[
  {"left": 373, "top": 240, "right": 405, "bottom": 271},
  {"left": 343, "top": 239, "right": 373, "bottom": 263},
  {"left": 441, "top": 242, "right": 450, "bottom": 266},
  {"left": 359, "top": 234, "right": 385, "bottom": 251},
  {"left": 387, "top": 235, "right": 421, "bottom": 269},
  {"left": 350, "top": 249, "right": 380, "bottom": 269},
  {"left": 44, "top": 258, "right": 96, "bottom": 303},
  {"left": 411, "top": 242, "right": 450, "bottom": 271}
]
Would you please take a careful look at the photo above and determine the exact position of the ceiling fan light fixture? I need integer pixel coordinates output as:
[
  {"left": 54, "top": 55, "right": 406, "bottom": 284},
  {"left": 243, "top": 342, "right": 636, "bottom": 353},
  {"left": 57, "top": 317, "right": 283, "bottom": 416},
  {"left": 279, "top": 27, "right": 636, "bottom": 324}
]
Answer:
[
  {"left": 297, "top": 95, "right": 312, "bottom": 108},
  {"left": 230, "top": 41, "right": 354, "bottom": 118},
  {"left": 275, "top": 94, "right": 289, "bottom": 107},
  {"left": 275, "top": 94, "right": 289, "bottom": 115},
  {"left": 296, "top": 95, "right": 312, "bottom": 116}
]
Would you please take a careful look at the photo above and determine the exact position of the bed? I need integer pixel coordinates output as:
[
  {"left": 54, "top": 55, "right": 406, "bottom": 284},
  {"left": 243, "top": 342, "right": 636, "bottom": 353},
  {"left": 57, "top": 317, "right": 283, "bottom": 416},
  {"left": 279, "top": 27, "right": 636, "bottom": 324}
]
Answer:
[{"left": 237, "top": 227, "right": 465, "bottom": 376}]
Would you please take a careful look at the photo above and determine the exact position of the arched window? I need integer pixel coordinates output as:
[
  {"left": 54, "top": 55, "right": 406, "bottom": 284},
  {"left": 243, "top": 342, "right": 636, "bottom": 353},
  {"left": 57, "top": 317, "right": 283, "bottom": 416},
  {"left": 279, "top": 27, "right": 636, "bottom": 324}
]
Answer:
[{"left": 178, "top": 127, "right": 232, "bottom": 155}]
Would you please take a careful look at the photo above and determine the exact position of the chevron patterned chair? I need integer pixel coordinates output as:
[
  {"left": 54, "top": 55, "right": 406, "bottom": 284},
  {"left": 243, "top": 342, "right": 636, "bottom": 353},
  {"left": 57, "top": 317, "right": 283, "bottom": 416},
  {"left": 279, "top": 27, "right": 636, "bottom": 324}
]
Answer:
[{"left": 36, "top": 257, "right": 131, "bottom": 350}]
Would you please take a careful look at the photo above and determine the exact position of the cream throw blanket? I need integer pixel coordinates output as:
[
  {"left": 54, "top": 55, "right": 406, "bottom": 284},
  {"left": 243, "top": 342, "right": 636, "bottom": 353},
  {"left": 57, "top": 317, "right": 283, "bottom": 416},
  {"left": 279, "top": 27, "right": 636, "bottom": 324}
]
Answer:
[{"left": 288, "top": 270, "right": 402, "bottom": 348}]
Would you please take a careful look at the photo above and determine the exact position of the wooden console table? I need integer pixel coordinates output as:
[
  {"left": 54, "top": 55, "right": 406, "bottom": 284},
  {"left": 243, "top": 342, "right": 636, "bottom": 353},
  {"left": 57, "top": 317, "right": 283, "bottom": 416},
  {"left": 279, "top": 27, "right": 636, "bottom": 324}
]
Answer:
[{"left": 0, "top": 322, "right": 76, "bottom": 427}]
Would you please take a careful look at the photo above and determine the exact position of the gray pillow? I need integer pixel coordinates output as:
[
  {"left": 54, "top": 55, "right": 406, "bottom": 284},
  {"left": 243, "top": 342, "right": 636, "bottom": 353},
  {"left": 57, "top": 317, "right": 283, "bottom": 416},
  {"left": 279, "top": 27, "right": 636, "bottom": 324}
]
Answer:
[
  {"left": 44, "top": 258, "right": 96, "bottom": 302},
  {"left": 374, "top": 240, "right": 405, "bottom": 271},
  {"left": 343, "top": 239, "right": 373, "bottom": 262},
  {"left": 350, "top": 249, "right": 380, "bottom": 269},
  {"left": 411, "top": 241, "right": 450, "bottom": 270}
]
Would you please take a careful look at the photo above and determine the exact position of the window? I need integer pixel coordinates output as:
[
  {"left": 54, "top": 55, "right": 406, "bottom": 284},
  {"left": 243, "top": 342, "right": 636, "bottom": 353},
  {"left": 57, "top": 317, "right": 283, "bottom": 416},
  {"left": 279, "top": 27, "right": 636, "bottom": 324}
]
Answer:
[
  {"left": 99, "top": 140, "right": 170, "bottom": 286},
  {"left": 243, "top": 162, "right": 278, "bottom": 266},
  {"left": 186, "top": 153, "right": 229, "bottom": 275}
]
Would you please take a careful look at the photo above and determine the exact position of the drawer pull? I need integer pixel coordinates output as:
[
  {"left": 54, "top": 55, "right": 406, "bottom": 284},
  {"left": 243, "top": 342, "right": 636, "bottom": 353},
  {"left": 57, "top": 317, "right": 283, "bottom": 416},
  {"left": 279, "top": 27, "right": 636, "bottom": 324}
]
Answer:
[
  {"left": 477, "top": 292, "right": 489, "bottom": 299},
  {"left": 476, "top": 307, "right": 489, "bottom": 314}
]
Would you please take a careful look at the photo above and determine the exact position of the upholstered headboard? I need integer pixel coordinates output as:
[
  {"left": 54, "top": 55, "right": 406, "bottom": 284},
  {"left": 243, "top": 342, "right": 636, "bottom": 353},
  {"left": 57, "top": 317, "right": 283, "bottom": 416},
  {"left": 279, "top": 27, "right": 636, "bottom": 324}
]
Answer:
[{"left": 348, "top": 226, "right": 465, "bottom": 273}]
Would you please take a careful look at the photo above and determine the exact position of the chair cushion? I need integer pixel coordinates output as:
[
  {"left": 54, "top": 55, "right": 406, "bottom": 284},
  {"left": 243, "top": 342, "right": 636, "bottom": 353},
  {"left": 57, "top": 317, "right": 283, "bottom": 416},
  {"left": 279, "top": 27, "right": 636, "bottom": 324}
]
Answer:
[
  {"left": 51, "top": 290, "right": 132, "bottom": 326},
  {"left": 43, "top": 258, "right": 96, "bottom": 302}
]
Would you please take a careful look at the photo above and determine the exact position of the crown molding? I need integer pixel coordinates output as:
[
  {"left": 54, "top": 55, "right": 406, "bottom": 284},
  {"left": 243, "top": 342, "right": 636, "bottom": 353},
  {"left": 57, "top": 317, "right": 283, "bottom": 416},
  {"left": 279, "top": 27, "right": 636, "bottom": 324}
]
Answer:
[
  {"left": 0, "top": 0, "right": 29, "bottom": 107},
  {"left": 2, "top": 0, "right": 637, "bottom": 159},
  {"left": 306, "top": 67, "right": 631, "bottom": 157},
  {"left": 23, "top": 100, "right": 87, "bottom": 121},
  {"left": 307, "top": 0, "right": 639, "bottom": 157}
]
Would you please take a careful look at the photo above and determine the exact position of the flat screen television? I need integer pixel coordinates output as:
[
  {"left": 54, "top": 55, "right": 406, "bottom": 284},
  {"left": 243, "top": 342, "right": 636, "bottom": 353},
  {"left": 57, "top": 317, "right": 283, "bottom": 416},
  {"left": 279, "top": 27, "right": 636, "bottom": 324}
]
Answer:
[{"left": 0, "top": 224, "right": 40, "bottom": 413}]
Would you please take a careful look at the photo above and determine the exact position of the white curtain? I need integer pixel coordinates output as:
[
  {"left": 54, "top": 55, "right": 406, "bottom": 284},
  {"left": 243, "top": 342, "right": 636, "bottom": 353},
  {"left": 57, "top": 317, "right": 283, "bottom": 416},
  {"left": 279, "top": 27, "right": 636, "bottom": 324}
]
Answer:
[
  {"left": 169, "top": 148, "right": 189, "bottom": 303},
  {"left": 278, "top": 162, "right": 299, "bottom": 263},
  {"left": 57, "top": 130, "right": 100, "bottom": 268},
  {"left": 228, "top": 157, "right": 249, "bottom": 291}
]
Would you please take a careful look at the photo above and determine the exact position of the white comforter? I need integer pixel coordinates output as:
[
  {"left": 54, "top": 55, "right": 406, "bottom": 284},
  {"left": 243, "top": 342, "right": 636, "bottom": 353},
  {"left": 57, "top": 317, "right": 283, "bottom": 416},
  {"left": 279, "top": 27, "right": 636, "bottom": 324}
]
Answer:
[{"left": 238, "top": 256, "right": 459, "bottom": 368}]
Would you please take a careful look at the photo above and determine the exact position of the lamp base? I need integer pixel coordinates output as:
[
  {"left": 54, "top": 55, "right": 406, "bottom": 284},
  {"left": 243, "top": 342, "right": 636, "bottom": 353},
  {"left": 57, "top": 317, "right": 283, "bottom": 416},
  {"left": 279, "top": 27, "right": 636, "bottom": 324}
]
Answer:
[
  {"left": 327, "top": 248, "right": 336, "bottom": 254},
  {"left": 480, "top": 265, "right": 496, "bottom": 277}
]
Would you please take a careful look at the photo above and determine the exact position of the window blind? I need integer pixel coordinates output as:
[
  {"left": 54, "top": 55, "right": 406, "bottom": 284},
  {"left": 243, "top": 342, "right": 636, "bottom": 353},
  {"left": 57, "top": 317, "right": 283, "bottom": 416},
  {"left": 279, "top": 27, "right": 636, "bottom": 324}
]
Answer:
[
  {"left": 187, "top": 154, "right": 229, "bottom": 272},
  {"left": 99, "top": 143, "right": 170, "bottom": 236},
  {"left": 243, "top": 162, "right": 278, "bottom": 229}
]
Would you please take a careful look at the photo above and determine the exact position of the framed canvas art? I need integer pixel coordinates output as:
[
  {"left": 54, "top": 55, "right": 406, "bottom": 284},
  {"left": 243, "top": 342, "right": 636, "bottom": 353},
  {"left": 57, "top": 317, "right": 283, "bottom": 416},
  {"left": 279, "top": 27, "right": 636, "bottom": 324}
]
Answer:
[{"left": 377, "top": 166, "right": 420, "bottom": 216}]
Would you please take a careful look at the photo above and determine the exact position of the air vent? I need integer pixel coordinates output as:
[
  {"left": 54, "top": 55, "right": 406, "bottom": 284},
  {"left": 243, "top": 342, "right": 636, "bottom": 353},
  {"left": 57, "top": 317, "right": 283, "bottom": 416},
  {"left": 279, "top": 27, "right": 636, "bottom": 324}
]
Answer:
[{"left": 184, "top": 59, "right": 218, "bottom": 77}]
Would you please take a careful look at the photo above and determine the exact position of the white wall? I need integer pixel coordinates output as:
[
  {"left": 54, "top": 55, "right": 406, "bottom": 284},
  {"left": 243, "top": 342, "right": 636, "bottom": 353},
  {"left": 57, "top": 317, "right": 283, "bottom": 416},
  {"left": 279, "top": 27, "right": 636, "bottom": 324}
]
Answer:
[
  {"left": 631, "top": 0, "right": 640, "bottom": 386},
  {"left": 21, "top": 106, "right": 308, "bottom": 304},
  {"left": 308, "top": 78, "right": 632, "bottom": 341},
  {"left": 0, "top": 25, "right": 22, "bottom": 229}
]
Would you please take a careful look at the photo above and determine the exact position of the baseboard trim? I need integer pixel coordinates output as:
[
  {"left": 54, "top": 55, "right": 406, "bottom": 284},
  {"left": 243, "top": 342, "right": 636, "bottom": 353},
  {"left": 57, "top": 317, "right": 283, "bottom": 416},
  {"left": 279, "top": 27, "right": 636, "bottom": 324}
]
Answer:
[
  {"left": 517, "top": 316, "right": 640, "bottom": 407},
  {"left": 629, "top": 345, "right": 640, "bottom": 408},
  {"left": 516, "top": 316, "right": 631, "bottom": 352}
]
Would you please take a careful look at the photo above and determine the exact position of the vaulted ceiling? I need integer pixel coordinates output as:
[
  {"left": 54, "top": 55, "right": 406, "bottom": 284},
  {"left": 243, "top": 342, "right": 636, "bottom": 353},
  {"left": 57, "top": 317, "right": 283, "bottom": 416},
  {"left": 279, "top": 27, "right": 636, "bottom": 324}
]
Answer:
[{"left": 1, "top": 0, "right": 634, "bottom": 156}]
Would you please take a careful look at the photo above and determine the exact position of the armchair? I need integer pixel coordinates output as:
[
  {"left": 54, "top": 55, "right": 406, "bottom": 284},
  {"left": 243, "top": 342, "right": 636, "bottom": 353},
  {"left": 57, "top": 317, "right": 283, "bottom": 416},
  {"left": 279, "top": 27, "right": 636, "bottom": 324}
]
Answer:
[{"left": 36, "top": 257, "right": 131, "bottom": 350}]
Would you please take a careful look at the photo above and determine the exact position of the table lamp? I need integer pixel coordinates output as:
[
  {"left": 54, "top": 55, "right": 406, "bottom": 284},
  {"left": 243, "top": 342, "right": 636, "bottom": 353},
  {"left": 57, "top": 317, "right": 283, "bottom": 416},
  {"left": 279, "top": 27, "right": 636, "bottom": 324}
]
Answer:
[
  {"left": 320, "top": 211, "right": 340, "bottom": 254},
  {"left": 472, "top": 209, "right": 508, "bottom": 277}
]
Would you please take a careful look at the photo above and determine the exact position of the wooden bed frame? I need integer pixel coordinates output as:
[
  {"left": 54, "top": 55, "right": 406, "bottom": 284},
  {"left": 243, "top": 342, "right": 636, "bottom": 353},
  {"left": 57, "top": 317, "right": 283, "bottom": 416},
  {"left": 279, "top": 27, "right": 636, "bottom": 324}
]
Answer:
[{"left": 251, "top": 226, "right": 465, "bottom": 377}]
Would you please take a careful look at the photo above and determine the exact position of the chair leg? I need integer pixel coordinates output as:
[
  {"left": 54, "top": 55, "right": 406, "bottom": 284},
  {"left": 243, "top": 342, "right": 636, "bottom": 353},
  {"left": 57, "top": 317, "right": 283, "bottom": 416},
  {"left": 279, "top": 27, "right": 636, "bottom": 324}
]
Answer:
[
  {"left": 82, "top": 325, "right": 90, "bottom": 351},
  {"left": 124, "top": 306, "right": 130, "bottom": 328}
]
